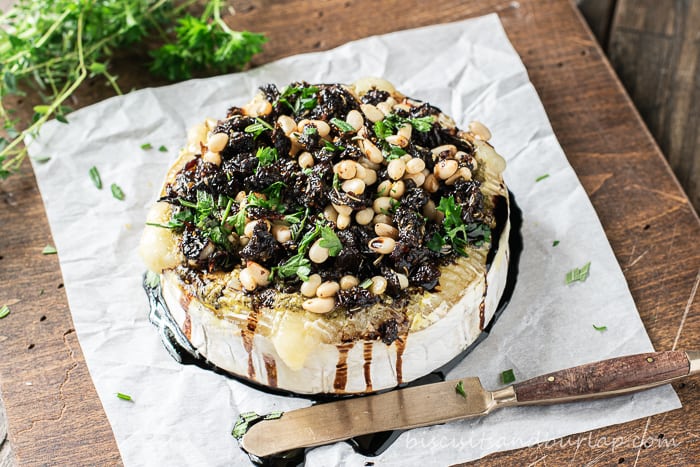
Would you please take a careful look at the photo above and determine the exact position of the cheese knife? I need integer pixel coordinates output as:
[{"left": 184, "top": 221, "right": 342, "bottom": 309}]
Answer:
[{"left": 240, "top": 350, "right": 699, "bottom": 458}]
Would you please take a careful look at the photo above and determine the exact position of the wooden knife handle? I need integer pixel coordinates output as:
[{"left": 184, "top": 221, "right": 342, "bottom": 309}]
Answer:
[{"left": 514, "top": 351, "right": 697, "bottom": 404}]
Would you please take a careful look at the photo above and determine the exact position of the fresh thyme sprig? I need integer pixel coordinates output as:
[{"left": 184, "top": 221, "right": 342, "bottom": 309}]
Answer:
[{"left": 0, "top": 0, "right": 266, "bottom": 179}]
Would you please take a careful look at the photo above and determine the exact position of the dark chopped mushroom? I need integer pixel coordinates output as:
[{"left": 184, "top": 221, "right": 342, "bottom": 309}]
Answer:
[{"left": 378, "top": 318, "right": 400, "bottom": 345}]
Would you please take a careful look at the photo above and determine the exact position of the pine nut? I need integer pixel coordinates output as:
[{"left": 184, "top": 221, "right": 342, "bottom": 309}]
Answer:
[
  {"left": 244, "top": 219, "right": 270, "bottom": 237},
  {"left": 340, "top": 275, "right": 360, "bottom": 290},
  {"left": 373, "top": 214, "right": 393, "bottom": 225},
  {"left": 406, "top": 157, "right": 426, "bottom": 174},
  {"left": 435, "top": 159, "right": 459, "bottom": 180},
  {"left": 368, "top": 237, "right": 396, "bottom": 254},
  {"left": 313, "top": 120, "right": 331, "bottom": 137},
  {"left": 423, "top": 199, "right": 438, "bottom": 221},
  {"left": 375, "top": 223, "right": 399, "bottom": 239},
  {"left": 360, "top": 103, "right": 385, "bottom": 123},
  {"left": 277, "top": 115, "right": 297, "bottom": 136},
  {"left": 396, "top": 273, "right": 409, "bottom": 289},
  {"left": 336, "top": 213, "right": 351, "bottom": 230},
  {"left": 207, "top": 132, "right": 229, "bottom": 153},
  {"left": 362, "top": 168, "right": 377, "bottom": 186},
  {"left": 316, "top": 281, "right": 340, "bottom": 298},
  {"left": 358, "top": 156, "right": 381, "bottom": 170},
  {"left": 424, "top": 174, "right": 439, "bottom": 193},
  {"left": 309, "top": 239, "right": 330, "bottom": 263},
  {"left": 398, "top": 123, "right": 412, "bottom": 140},
  {"left": 404, "top": 172, "right": 425, "bottom": 187},
  {"left": 187, "top": 123, "right": 208, "bottom": 146},
  {"left": 323, "top": 204, "right": 338, "bottom": 223},
  {"left": 356, "top": 208, "right": 375, "bottom": 225},
  {"left": 445, "top": 167, "right": 472, "bottom": 185},
  {"left": 333, "top": 203, "right": 353, "bottom": 217},
  {"left": 298, "top": 151, "right": 314, "bottom": 169},
  {"left": 387, "top": 159, "right": 406, "bottom": 180},
  {"left": 389, "top": 180, "right": 405, "bottom": 199},
  {"left": 302, "top": 297, "right": 336, "bottom": 314},
  {"left": 393, "top": 103, "right": 412, "bottom": 113},
  {"left": 431, "top": 144, "right": 457, "bottom": 159},
  {"left": 376, "top": 180, "right": 393, "bottom": 197},
  {"left": 204, "top": 117, "right": 218, "bottom": 130},
  {"left": 239, "top": 268, "right": 257, "bottom": 292},
  {"left": 361, "top": 139, "right": 384, "bottom": 164},
  {"left": 202, "top": 151, "right": 222, "bottom": 166},
  {"left": 247, "top": 261, "right": 270, "bottom": 286},
  {"left": 342, "top": 178, "right": 365, "bottom": 195},
  {"left": 354, "top": 163, "right": 366, "bottom": 179},
  {"left": 376, "top": 101, "right": 393, "bottom": 116},
  {"left": 373, "top": 196, "right": 394, "bottom": 214},
  {"left": 272, "top": 224, "right": 292, "bottom": 243},
  {"left": 469, "top": 120, "right": 491, "bottom": 141},
  {"left": 370, "top": 276, "right": 388, "bottom": 295},
  {"left": 244, "top": 99, "right": 272, "bottom": 117},
  {"left": 385, "top": 96, "right": 397, "bottom": 107},
  {"left": 301, "top": 274, "right": 322, "bottom": 298},
  {"left": 454, "top": 151, "right": 468, "bottom": 162},
  {"left": 385, "top": 134, "right": 409, "bottom": 148},
  {"left": 335, "top": 160, "right": 357, "bottom": 180},
  {"left": 346, "top": 110, "right": 364, "bottom": 131},
  {"left": 235, "top": 191, "right": 247, "bottom": 203}
]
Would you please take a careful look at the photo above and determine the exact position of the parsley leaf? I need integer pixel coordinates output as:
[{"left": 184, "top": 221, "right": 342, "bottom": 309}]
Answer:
[
  {"left": 158, "top": 145, "right": 168, "bottom": 152},
  {"left": 501, "top": 369, "right": 516, "bottom": 384},
  {"left": 552, "top": 240, "right": 560, "bottom": 247},
  {"left": 324, "top": 140, "right": 345, "bottom": 152},
  {"left": 455, "top": 380, "right": 467, "bottom": 398},
  {"left": 140, "top": 143, "right": 153, "bottom": 150},
  {"left": 116, "top": 392, "right": 133, "bottom": 401},
  {"left": 330, "top": 118, "right": 355, "bottom": 133},
  {"left": 565, "top": 261, "right": 591, "bottom": 284},
  {"left": 0, "top": 305, "right": 10, "bottom": 319},
  {"left": 111, "top": 183, "right": 125, "bottom": 201},
  {"left": 276, "top": 85, "right": 319, "bottom": 115},
  {"left": 593, "top": 324, "right": 607, "bottom": 331},
  {"left": 245, "top": 118, "right": 274, "bottom": 139},
  {"left": 436, "top": 196, "right": 491, "bottom": 255},
  {"left": 319, "top": 226, "right": 343, "bottom": 256},
  {"left": 409, "top": 115, "right": 435, "bottom": 132},
  {"left": 89, "top": 166, "right": 102, "bottom": 189},
  {"left": 255, "top": 146, "right": 278, "bottom": 169}
]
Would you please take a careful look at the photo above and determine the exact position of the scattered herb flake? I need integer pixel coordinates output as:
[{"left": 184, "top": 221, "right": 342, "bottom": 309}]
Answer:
[
  {"left": 501, "top": 369, "right": 516, "bottom": 385},
  {"left": 111, "top": 183, "right": 125, "bottom": 201},
  {"left": 552, "top": 240, "right": 560, "bottom": 247},
  {"left": 0, "top": 305, "right": 10, "bottom": 319},
  {"left": 158, "top": 145, "right": 168, "bottom": 152},
  {"left": 593, "top": 324, "right": 608, "bottom": 332},
  {"left": 359, "top": 278, "right": 373, "bottom": 289},
  {"left": 42, "top": 245, "right": 57, "bottom": 255},
  {"left": 116, "top": 392, "right": 132, "bottom": 401},
  {"left": 455, "top": 380, "right": 467, "bottom": 398},
  {"left": 140, "top": 143, "right": 153, "bottom": 150},
  {"left": 33, "top": 156, "right": 51, "bottom": 163},
  {"left": 231, "top": 411, "right": 283, "bottom": 440},
  {"left": 255, "top": 146, "right": 278, "bottom": 169},
  {"left": 145, "top": 271, "right": 160, "bottom": 288},
  {"left": 330, "top": 117, "right": 355, "bottom": 133},
  {"left": 89, "top": 166, "right": 102, "bottom": 189},
  {"left": 319, "top": 226, "right": 343, "bottom": 256},
  {"left": 245, "top": 117, "right": 274, "bottom": 139},
  {"left": 565, "top": 261, "right": 591, "bottom": 284},
  {"left": 324, "top": 140, "right": 345, "bottom": 152},
  {"left": 535, "top": 174, "right": 550, "bottom": 182}
]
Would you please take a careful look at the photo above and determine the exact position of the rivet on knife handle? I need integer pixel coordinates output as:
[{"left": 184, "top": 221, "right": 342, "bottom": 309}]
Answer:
[{"left": 513, "top": 350, "right": 697, "bottom": 405}]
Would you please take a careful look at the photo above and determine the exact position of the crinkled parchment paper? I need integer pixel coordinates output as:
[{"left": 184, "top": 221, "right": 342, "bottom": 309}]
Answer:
[{"left": 28, "top": 13, "right": 679, "bottom": 467}]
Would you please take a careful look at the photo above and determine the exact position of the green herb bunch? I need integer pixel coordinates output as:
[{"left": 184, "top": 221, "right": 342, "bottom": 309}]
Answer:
[{"left": 0, "top": 0, "right": 266, "bottom": 179}]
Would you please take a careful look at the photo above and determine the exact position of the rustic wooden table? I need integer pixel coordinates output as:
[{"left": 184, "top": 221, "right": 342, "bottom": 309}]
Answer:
[{"left": 1, "top": 0, "right": 699, "bottom": 465}]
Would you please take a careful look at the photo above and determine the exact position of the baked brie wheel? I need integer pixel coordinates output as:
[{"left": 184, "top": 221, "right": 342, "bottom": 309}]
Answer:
[{"left": 140, "top": 78, "right": 509, "bottom": 395}]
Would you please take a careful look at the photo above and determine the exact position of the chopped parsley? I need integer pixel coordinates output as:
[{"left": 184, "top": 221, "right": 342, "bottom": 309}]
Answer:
[
  {"left": 565, "top": 261, "right": 591, "bottom": 284},
  {"left": 111, "top": 183, "right": 125, "bottom": 200},
  {"left": 140, "top": 143, "right": 153, "bottom": 150},
  {"left": 552, "top": 240, "right": 560, "bottom": 247},
  {"left": 33, "top": 156, "right": 51, "bottom": 163},
  {"left": 319, "top": 226, "right": 342, "bottom": 256},
  {"left": 271, "top": 220, "right": 342, "bottom": 281},
  {"left": 88, "top": 166, "right": 102, "bottom": 189},
  {"left": 373, "top": 113, "right": 435, "bottom": 140},
  {"left": 435, "top": 196, "right": 491, "bottom": 255},
  {"left": 145, "top": 271, "right": 160, "bottom": 288},
  {"left": 455, "top": 380, "right": 467, "bottom": 398},
  {"left": 592, "top": 324, "right": 607, "bottom": 332},
  {"left": 244, "top": 117, "right": 274, "bottom": 138},
  {"left": 501, "top": 369, "right": 516, "bottom": 385},
  {"left": 42, "top": 244, "right": 57, "bottom": 255},
  {"left": 330, "top": 117, "right": 355, "bottom": 133},
  {"left": 382, "top": 144, "right": 406, "bottom": 161},
  {"left": 116, "top": 392, "right": 133, "bottom": 401},
  {"left": 324, "top": 140, "right": 345, "bottom": 152},
  {"left": 359, "top": 278, "right": 373, "bottom": 289},
  {"left": 535, "top": 174, "right": 549, "bottom": 182},
  {"left": 0, "top": 305, "right": 10, "bottom": 319},
  {"left": 232, "top": 411, "right": 283, "bottom": 440},
  {"left": 276, "top": 84, "right": 319, "bottom": 115},
  {"left": 255, "top": 146, "right": 278, "bottom": 169},
  {"left": 158, "top": 145, "right": 168, "bottom": 152}
]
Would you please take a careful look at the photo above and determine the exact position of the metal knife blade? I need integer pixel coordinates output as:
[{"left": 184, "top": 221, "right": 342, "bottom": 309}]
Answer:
[
  {"left": 241, "top": 377, "right": 516, "bottom": 458},
  {"left": 241, "top": 350, "right": 700, "bottom": 458}
]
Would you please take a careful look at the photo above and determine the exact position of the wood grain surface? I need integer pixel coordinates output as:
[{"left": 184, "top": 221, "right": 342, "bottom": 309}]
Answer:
[
  {"left": 0, "top": 0, "right": 699, "bottom": 466},
  {"left": 514, "top": 351, "right": 690, "bottom": 403}
]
